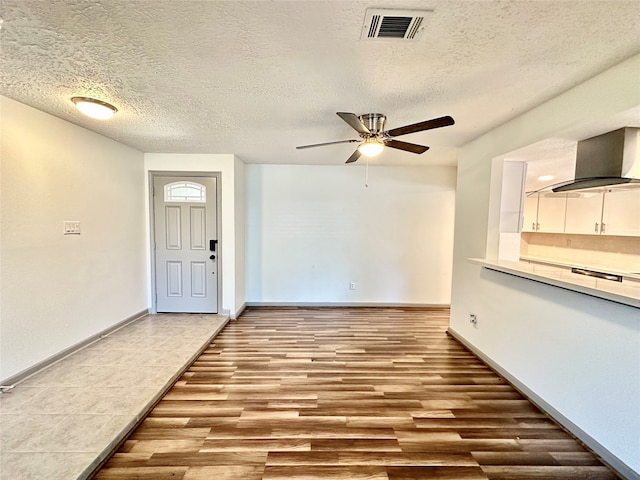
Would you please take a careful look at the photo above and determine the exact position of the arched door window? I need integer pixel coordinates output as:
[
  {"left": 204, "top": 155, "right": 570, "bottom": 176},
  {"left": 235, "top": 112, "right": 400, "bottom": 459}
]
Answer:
[{"left": 164, "top": 181, "right": 206, "bottom": 203}]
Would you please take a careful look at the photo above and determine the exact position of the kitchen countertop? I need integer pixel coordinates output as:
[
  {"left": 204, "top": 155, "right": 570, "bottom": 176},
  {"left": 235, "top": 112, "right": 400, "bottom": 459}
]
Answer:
[
  {"left": 519, "top": 255, "right": 640, "bottom": 280},
  {"left": 469, "top": 258, "right": 640, "bottom": 309}
]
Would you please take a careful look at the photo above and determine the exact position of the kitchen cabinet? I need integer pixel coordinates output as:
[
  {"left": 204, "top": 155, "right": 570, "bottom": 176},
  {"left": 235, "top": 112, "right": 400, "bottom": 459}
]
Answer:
[
  {"left": 564, "top": 191, "right": 604, "bottom": 235},
  {"left": 601, "top": 188, "right": 640, "bottom": 236},
  {"left": 522, "top": 192, "right": 566, "bottom": 233},
  {"left": 537, "top": 193, "right": 567, "bottom": 233},
  {"left": 522, "top": 194, "right": 538, "bottom": 232},
  {"left": 563, "top": 188, "right": 639, "bottom": 236}
]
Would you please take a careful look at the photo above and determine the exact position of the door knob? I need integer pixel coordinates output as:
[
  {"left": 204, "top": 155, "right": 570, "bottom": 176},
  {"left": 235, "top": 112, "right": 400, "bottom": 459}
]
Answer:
[{"left": 209, "top": 255, "right": 216, "bottom": 260}]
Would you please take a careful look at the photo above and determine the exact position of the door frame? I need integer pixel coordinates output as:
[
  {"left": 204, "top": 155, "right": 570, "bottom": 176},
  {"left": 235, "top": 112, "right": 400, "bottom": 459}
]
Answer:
[{"left": 148, "top": 171, "right": 222, "bottom": 314}]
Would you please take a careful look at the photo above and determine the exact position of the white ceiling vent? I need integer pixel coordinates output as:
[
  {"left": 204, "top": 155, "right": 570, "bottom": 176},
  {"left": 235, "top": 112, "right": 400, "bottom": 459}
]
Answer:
[{"left": 361, "top": 8, "right": 432, "bottom": 41}]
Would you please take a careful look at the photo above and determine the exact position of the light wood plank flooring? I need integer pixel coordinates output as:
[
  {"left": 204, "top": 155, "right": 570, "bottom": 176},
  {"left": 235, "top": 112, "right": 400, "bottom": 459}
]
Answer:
[{"left": 94, "top": 307, "right": 619, "bottom": 480}]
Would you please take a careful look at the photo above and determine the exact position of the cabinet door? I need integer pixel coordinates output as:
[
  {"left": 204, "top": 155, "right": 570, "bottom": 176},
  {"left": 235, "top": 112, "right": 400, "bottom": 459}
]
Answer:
[
  {"left": 601, "top": 189, "right": 640, "bottom": 236},
  {"left": 522, "top": 194, "right": 539, "bottom": 232},
  {"left": 537, "top": 193, "right": 567, "bottom": 233},
  {"left": 565, "top": 192, "right": 604, "bottom": 235}
]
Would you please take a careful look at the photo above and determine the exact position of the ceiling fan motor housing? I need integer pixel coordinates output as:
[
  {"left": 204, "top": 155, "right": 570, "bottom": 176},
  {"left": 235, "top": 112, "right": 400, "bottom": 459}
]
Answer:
[{"left": 359, "top": 113, "right": 386, "bottom": 135}]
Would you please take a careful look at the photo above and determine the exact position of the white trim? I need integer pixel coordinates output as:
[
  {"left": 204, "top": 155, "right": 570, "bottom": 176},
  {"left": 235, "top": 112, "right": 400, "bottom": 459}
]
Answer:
[
  {"left": 447, "top": 327, "right": 640, "bottom": 480},
  {"left": 233, "top": 302, "right": 247, "bottom": 319},
  {"left": 245, "top": 302, "right": 450, "bottom": 308},
  {"left": 0, "top": 310, "right": 149, "bottom": 387}
]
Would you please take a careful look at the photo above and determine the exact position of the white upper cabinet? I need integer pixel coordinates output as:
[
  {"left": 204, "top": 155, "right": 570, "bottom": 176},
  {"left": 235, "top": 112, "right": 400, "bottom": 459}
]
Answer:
[
  {"left": 522, "top": 193, "right": 566, "bottom": 233},
  {"left": 601, "top": 188, "right": 640, "bottom": 236},
  {"left": 522, "top": 194, "right": 539, "bottom": 232},
  {"left": 537, "top": 193, "right": 567, "bottom": 233},
  {"left": 523, "top": 188, "right": 639, "bottom": 236},
  {"left": 565, "top": 191, "right": 604, "bottom": 235}
]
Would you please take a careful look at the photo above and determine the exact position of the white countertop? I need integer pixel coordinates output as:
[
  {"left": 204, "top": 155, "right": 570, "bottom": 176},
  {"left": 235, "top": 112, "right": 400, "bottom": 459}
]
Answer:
[
  {"left": 519, "top": 255, "right": 640, "bottom": 280},
  {"left": 469, "top": 258, "right": 640, "bottom": 309}
]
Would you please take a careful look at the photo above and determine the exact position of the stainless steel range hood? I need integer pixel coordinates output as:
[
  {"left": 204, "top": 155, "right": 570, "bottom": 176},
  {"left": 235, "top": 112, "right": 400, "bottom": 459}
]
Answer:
[{"left": 552, "top": 127, "right": 640, "bottom": 192}]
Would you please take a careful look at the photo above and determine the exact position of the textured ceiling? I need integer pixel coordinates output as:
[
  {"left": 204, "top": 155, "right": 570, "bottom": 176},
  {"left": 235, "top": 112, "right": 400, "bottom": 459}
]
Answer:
[{"left": 1, "top": 0, "right": 639, "bottom": 167}]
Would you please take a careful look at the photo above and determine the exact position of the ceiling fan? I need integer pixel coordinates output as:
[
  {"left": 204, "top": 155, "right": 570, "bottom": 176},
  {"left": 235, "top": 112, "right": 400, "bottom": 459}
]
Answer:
[{"left": 296, "top": 112, "right": 455, "bottom": 163}]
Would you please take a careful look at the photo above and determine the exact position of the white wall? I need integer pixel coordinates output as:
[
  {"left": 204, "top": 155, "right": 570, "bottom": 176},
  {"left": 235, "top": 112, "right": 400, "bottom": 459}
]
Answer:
[
  {"left": 450, "top": 54, "right": 640, "bottom": 477},
  {"left": 144, "top": 154, "right": 246, "bottom": 317},
  {"left": 0, "top": 96, "right": 147, "bottom": 381},
  {"left": 246, "top": 164, "right": 456, "bottom": 305},
  {"left": 234, "top": 157, "right": 247, "bottom": 315}
]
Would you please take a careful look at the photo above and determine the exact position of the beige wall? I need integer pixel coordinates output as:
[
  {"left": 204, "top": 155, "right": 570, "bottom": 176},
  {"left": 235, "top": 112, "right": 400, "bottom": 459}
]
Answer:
[{"left": 1, "top": 96, "right": 147, "bottom": 381}]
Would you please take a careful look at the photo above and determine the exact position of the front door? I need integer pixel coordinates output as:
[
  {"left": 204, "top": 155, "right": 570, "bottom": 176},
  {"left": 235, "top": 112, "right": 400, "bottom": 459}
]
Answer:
[{"left": 153, "top": 176, "right": 218, "bottom": 313}]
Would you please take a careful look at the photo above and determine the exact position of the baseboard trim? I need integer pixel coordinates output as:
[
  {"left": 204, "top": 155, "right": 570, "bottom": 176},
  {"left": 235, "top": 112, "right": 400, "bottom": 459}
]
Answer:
[
  {"left": 233, "top": 302, "right": 247, "bottom": 319},
  {"left": 0, "top": 309, "right": 149, "bottom": 387},
  {"left": 447, "top": 327, "right": 639, "bottom": 480},
  {"left": 245, "top": 302, "right": 450, "bottom": 308}
]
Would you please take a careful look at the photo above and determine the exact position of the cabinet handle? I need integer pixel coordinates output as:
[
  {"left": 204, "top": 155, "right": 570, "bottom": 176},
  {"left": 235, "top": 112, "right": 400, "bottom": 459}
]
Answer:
[
  {"left": 595, "top": 222, "right": 599, "bottom": 233},
  {"left": 601, "top": 222, "right": 606, "bottom": 234},
  {"left": 532, "top": 222, "right": 536, "bottom": 230},
  {"left": 536, "top": 223, "right": 540, "bottom": 231}
]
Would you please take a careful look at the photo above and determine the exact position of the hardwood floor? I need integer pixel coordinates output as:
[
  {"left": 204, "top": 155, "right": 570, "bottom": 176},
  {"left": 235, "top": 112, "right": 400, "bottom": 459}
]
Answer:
[{"left": 94, "top": 307, "right": 619, "bottom": 480}]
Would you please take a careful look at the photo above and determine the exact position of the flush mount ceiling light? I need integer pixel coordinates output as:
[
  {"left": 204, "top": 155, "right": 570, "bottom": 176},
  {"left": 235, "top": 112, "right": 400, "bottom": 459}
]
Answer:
[
  {"left": 71, "top": 97, "right": 117, "bottom": 120},
  {"left": 538, "top": 174, "right": 554, "bottom": 181},
  {"left": 358, "top": 137, "right": 384, "bottom": 157}
]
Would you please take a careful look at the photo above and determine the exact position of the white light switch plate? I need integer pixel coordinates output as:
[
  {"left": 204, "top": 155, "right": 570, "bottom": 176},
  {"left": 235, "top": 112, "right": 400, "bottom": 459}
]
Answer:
[{"left": 64, "top": 221, "right": 81, "bottom": 235}]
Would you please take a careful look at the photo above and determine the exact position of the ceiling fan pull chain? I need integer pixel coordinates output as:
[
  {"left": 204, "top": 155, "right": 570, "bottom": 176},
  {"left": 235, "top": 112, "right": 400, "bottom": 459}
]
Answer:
[{"left": 365, "top": 157, "right": 369, "bottom": 187}]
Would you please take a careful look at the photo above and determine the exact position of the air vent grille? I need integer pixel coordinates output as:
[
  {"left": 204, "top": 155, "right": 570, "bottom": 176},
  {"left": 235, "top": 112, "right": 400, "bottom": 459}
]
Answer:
[{"left": 362, "top": 9, "right": 431, "bottom": 41}]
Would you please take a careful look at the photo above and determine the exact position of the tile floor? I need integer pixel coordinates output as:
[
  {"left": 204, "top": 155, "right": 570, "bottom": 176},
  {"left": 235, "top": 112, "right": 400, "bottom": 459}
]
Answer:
[{"left": 0, "top": 313, "right": 229, "bottom": 480}]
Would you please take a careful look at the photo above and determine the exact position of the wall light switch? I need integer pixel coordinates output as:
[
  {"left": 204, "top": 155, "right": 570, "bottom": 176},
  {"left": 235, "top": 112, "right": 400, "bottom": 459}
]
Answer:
[{"left": 64, "top": 221, "right": 81, "bottom": 235}]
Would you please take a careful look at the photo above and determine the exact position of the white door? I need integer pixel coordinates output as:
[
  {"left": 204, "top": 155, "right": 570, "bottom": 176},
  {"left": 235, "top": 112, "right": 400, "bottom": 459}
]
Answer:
[{"left": 153, "top": 176, "right": 218, "bottom": 313}]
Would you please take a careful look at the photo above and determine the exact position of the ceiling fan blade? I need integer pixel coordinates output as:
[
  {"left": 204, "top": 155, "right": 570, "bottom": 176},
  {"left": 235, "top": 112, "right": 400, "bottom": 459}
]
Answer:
[
  {"left": 337, "top": 112, "right": 371, "bottom": 135},
  {"left": 385, "top": 115, "right": 455, "bottom": 137},
  {"left": 385, "top": 139, "right": 430, "bottom": 154},
  {"left": 296, "top": 139, "right": 359, "bottom": 149},
  {"left": 345, "top": 149, "right": 362, "bottom": 164}
]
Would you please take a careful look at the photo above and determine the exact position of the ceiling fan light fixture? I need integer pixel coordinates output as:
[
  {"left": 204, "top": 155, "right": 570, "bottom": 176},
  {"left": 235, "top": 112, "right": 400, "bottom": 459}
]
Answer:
[
  {"left": 71, "top": 97, "right": 117, "bottom": 119},
  {"left": 358, "top": 137, "right": 384, "bottom": 157},
  {"left": 296, "top": 112, "right": 453, "bottom": 164}
]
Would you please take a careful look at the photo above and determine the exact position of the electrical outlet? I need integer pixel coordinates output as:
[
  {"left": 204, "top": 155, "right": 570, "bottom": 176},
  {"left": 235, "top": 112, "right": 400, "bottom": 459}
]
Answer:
[
  {"left": 469, "top": 314, "right": 477, "bottom": 326},
  {"left": 64, "top": 221, "right": 81, "bottom": 235},
  {"left": 349, "top": 282, "right": 356, "bottom": 290}
]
